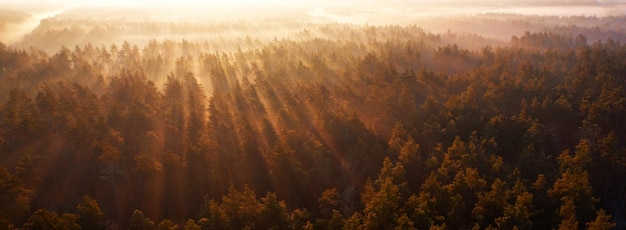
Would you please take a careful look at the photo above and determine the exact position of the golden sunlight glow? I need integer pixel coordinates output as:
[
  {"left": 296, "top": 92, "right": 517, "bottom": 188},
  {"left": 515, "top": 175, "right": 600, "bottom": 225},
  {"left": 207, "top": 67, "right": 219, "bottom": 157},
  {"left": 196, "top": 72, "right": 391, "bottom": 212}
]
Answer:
[
  {"left": 1, "top": 0, "right": 626, "bottom": 227},
  {"left": 46, "top": 0, "right": 312, "bottom": 7}
]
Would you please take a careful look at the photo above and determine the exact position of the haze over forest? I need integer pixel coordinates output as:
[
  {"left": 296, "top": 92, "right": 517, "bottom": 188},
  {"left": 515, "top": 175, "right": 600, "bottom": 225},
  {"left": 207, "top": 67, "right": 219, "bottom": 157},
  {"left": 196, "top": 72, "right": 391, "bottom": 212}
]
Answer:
[{"left": 1, "top": 0, "right": 626, "bottom": 229}]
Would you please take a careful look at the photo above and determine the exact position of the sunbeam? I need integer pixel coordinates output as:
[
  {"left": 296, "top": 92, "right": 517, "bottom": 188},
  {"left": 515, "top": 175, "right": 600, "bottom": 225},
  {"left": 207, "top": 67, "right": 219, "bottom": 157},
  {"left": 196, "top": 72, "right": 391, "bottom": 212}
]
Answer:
[{"left": 1, "top": 0, "right": 626, "bottom": 229}]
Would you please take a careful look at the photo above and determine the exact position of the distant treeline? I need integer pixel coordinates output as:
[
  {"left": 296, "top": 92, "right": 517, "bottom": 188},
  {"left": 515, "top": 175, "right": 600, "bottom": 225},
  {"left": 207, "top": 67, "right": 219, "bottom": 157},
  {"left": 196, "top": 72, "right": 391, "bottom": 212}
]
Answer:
[{"left": 10, "top": 10, "right": 626, "bottom": 53}]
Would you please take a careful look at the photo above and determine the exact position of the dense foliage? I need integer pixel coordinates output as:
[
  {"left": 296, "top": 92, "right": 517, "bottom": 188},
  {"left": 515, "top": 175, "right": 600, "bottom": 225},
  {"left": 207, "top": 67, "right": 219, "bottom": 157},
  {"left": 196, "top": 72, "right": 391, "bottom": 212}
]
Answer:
[{"left": 1, "top": 20, "right": 625, "bottom": 229}]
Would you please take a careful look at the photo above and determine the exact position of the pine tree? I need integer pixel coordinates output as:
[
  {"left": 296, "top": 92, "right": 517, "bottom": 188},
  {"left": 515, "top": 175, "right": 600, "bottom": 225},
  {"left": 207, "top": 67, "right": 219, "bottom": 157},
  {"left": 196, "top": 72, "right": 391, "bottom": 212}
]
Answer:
[
  {"left": 128, "top": 210, "right": 154, "bottom": 230},
  {"left": 76, "top": 196, "right": 107, "bottom": 230},
  {"left": 585, "top": 209, "right": 616, "bottom": 230}
]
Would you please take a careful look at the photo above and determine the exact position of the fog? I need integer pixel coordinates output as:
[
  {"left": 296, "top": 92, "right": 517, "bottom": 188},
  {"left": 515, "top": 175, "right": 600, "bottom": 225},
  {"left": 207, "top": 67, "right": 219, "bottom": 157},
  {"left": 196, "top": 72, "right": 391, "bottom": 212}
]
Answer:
[
  {"left": 3, "top": 1, "right": 626, "bottom": 229},
  {"left": 2, "top": 0, "right": 625, "bottom": 95},
  {"left": 1, "top": 0, "right": 626, "bottom": 51}
]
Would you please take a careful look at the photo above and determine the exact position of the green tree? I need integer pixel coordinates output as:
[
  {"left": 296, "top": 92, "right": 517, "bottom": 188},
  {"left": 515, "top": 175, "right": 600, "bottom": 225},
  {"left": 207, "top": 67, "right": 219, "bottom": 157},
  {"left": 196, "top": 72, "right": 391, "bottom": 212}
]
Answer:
[
  {"left": 396, "top": 214, "right": 416, "bottom": 230},
  {"left": 316, "top": 188, "right": 345, "bottom": 229},
  {"left": 1, "top": 88, "right": 39, "bottom": 152},
  {"left": 23, "top": 209, "right": 60, "bottom": 230},
  {"left": 23, "top": 209, "right": 80, "bottom": 230},
  {"left": 585, "top": 209, "right": 616, "bottom": 230},
  {"left": 388, "top": 121, "right": 410, "bottom": 152},
  {"left": 128, "top": 210, "right": 154, "bottom": 230},
  {"left": 343, "top": 212, "right": 362, "bottom": 230},
  {"left": 158, "top": 219, "right": 178, "bottom": 230},
  {"left": 558, "top": 198, "right": 578, "bottom": 230},
  {"left": 220, "top": 185, "right": 260, "bottom": 229},
  {"left": 549, "top": 140, "right": 596, "bottom": 229},
  {"left": 163, "top": 74, "right": 185, "bottom": 152},
  {"left": 199, "top": 198, "right": 227, "bottom": 229},
  {"left": 0, "top": 165, "right": 33, "bottom": 224},
  {"left": 361, "top": 157, "right": 407, "bottom": 229},
  {"left": 183, "top": 219, "right": 200, "bottom": 230},
  {"left": 318, "top": 188, "right": 340, "bottom": 218},
  {"left": 472, "top": 178, "right": 507, "bottom": 227},
  {"left": 289, "top": 208, "right": 311, "bottom": 230},
  {"left": 404, "top": 191, "right": 436, "bottom": 229},
  {"left": 76, "top": 196, "right": 107, "bottom": 230},
  {"left": 258, "top": 192, "right": 290, "bottom": 230}
]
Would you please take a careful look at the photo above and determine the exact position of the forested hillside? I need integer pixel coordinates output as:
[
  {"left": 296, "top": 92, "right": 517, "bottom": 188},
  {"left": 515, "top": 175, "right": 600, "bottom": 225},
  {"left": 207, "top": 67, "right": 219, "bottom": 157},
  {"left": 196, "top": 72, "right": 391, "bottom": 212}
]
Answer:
[{"left": 1, "top": 16, "right": 626, "bottom": 229}]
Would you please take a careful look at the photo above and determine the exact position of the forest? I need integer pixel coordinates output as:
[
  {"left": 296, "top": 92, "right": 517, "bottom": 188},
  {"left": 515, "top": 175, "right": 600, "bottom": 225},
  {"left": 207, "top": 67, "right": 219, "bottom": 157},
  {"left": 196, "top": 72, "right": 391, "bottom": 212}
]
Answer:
[{"left": 1, "top": 3, "right": 626, "bottom": 229}]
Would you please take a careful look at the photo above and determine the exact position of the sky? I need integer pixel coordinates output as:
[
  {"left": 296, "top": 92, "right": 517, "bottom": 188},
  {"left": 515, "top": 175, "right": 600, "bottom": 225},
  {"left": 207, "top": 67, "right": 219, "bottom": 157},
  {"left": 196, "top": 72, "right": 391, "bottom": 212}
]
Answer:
[
  {"left": 1, "top": 0, "right": 625, "bottom": 14},
  {"left": 3, "top": 0, "right": 623, "bottom": 7}
]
